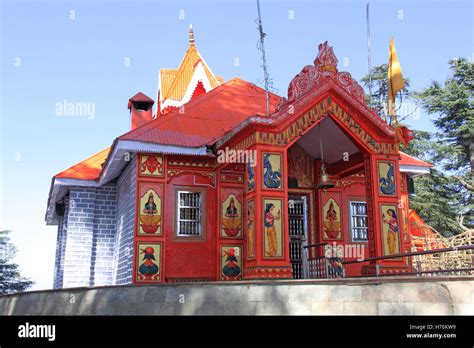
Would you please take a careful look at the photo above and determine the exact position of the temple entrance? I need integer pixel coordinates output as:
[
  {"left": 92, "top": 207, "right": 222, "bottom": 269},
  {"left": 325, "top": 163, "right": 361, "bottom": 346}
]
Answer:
[{"left": 288, "top": 194, "right": 309, "bottom": 279}]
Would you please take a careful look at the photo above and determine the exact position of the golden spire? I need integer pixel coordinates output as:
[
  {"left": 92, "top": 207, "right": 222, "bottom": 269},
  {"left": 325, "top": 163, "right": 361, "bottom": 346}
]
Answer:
[{"left": 189, "top": 24, "right": 195, "bottom": 46}]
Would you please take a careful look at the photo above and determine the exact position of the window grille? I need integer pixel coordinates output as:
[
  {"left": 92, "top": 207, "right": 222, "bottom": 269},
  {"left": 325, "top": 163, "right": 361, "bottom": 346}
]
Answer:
[
  {"left": 177, "top": 191, "right": 202, "bottom": 236},
  {"left": 350, "top": 201, "right": 368, "bottom": 241}
]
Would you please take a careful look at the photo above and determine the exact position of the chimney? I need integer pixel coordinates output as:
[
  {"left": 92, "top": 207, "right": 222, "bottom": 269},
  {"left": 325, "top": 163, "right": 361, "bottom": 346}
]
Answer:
[{"left": 128, "top": 92, "right": 155, "bottom": 130}]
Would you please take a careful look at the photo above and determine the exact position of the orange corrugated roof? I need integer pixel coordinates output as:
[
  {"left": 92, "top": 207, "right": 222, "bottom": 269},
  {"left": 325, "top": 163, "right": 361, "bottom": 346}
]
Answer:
[
  {"left": 55, "top": 147, "right": 110, "bottom": 180},
  {"left": 160, "top": 45, "right": 222, "bottom": 102},
  {"left": 120, "top": 78, "right": 281, "bottom": 147},
  {"left": 399, "top": 152, "right": 432, "bottom": 167}
]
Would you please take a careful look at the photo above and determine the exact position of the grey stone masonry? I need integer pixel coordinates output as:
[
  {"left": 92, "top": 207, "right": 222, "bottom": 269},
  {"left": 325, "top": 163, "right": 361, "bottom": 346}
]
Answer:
[
  {"left": 113, "top": 156, "right": 136, "bottom": 285},
  {"left": 52, "top": 156, "right": 136, "bottom": 288},
  {"left": 60, "top": 185, "right": 117, "bottom": 288},
  {"left": 91, "top": 185, "right": 117, "bottom": 286},
  {"left": 1, "top": 277, "right": 473, "bottom": 315},
  {"left": 53, "top": 196, "right": 69, "bottom": 289}
]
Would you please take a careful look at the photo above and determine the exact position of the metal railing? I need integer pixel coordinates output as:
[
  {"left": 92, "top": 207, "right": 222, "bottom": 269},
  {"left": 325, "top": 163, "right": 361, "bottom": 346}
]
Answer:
[
  {"left": 304, "top": 243, "right": 345, "bottom": 279},
  {"left": 303, "top": 243, "right": 474, "bottom": 279}
]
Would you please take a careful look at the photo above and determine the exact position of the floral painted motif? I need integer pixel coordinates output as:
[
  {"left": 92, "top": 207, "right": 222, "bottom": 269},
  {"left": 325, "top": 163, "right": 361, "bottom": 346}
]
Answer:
[{"left": 140, "top": 155, "right": 163, "bottom": 176}]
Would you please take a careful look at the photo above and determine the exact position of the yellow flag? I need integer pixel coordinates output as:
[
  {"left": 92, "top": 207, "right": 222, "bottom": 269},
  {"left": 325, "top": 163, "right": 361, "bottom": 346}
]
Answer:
[{"left": 388, "top": 37, "right": 404, "bottom": 117}]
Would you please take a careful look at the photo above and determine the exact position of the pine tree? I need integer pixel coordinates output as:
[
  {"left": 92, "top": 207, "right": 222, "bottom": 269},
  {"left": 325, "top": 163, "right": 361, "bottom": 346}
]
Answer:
[
  {"left": 401, "top": 131, "right": 466, "bottom": 236},
  {"left": 415, "top": 58, "right": 473, "bottom": 232},
  {"left": 0, "top": 230, "right": 33, "bottom": 295}
]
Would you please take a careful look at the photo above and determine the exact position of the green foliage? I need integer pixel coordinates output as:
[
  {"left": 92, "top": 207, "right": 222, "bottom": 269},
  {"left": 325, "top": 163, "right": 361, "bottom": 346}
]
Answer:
[
  {"left": 415, "top": 58, "right": 474, "bottom": 174},
  {"left": 0, "top": 230, "right": 33, "bottom": 295},
  {"left": 361, "top": 64, "right": 410, "bottom": 122},
  {"left": 401, "top": 132, "right": 467, "bottom": 237}
]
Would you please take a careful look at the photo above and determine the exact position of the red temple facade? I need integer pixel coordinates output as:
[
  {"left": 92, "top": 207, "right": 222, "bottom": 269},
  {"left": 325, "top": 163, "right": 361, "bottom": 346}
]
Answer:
[{"left": 46, "top": 28, "right": 433, "bottom": 288}]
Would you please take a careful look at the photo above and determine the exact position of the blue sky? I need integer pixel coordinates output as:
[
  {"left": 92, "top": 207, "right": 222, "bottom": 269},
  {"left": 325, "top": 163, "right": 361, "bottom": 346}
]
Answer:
[{"left": 1, "top": 0, "right": 472, "bottom": 290}]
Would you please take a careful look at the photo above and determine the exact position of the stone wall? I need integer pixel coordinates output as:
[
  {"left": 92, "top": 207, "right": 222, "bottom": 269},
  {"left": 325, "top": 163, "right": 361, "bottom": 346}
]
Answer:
[
  {"left": 52, "top": 156, "right": 136, "bottom": 288},
  {"left": 91, "top": 185, "right": 117, "bottom": 286},
  {"left": 57, "top": 185, "right": 117, "bottom": 288},
  {"left": 53, "top": 196, "right": 69, "bottom": 289},
  {"left": 113, "top": 156, "right": 136, "bottom": 285},
  {"left": 1, "top": 277, "right": 472, "bottom": 315}
]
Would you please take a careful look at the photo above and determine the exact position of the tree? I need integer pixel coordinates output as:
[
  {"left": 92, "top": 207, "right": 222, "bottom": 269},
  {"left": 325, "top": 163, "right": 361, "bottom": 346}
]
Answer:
[
  {"left": 416, "top": 58, "right": 474, "bottom": 178},
  {"left": 401, "top": 131, "right": 467, "bottom": 236},
  {"left": 0, "top": 230, "right": 33, "bottom": 295},
  {"left": 415, "top": 58, "right": 473, "bottom": 232},
  {"left": 361, "top": 64, "right": 410, "bottom": 123}
]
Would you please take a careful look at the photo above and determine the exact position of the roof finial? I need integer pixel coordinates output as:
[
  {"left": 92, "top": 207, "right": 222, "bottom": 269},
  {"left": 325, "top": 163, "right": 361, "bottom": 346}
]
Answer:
[{"left": 189, "top": 24, "right": 195, "bottom": 46}]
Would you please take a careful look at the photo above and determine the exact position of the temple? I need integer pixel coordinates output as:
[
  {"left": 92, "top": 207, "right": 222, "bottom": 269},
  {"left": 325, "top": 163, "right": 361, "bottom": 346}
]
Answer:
[{"left": 46, "top": 28, "right": 433, "bottom": 288}]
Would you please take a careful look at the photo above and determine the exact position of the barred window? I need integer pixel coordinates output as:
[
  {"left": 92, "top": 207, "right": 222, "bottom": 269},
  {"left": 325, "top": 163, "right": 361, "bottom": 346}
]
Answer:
[
  {"left": 177, "top": 191, "right": 202, "bottom": 236},
  {"left": 349, "top": 201, "right": 368, "bottom": 241}
]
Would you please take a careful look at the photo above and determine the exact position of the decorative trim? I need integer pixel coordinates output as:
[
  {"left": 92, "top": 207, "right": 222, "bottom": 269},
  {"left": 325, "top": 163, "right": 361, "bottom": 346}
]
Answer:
[
  {"left": 167, "top": 169, "right": 216, "bottom": 186},
  {"left": 220, "top": 172, "right": 244, "bottom": 184}
]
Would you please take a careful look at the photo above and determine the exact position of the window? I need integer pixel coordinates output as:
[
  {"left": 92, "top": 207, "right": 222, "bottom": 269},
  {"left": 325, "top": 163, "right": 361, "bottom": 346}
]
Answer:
[
  {"left": 176, "top": 191, "right": 202, "bottom": 236},
  {"left": 349, "top": 201, "right": 368, "bottom": 242}
]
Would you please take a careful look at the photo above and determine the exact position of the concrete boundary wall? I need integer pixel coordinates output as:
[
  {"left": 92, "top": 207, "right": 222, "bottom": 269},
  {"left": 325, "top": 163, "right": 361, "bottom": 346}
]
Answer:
[{"left": 1, "top": 276, "right": 472, "bottom": 315}]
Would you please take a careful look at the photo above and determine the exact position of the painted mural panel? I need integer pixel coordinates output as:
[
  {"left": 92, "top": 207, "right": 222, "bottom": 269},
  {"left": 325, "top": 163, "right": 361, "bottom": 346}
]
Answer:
[
  {"left": 140, "top": 155, "right": 164, "bottom": 177},
  {"left": 247, "top": 162, "right": 255, "bottom": 192},
  {"left": 377, "top": 161, "right": 396, "bottom": 196},
  {"left": 380, "top": 204, "right": 401, "bottom": 256},
  {"left": 138, "top": 183, "right": 162, "bottom": 235},
  {"left": 401, "top": 195, "right": 409, "bottom": 242},
  {"left": 246, "top": 199, "right": 255, "bottom": 259},
  {"left": 262, "top": 153, "right": 282, "bottom": 189},
  {"left": 288, "top": 144, "right": 314, "bottom": 188},
  {"left": 221, "top": 245, "right": 242, "bottom": 280},
  {"left": 321, "top": 192, "right": 343, "bottom": 241},
  {"left": 263, "top": 198, "right": 283, "bottom": 258},
  {"left": 221, "top": 188, "right": 243, "bottom": 238},
  {"left": 136, "top": 242, "right": 162, "bottom": 283}
]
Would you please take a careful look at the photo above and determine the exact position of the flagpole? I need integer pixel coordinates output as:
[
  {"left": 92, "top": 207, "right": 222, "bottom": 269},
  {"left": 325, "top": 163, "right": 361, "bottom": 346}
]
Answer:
[{"left": 366, "top": 0, "right": 372, "bottom": 107}]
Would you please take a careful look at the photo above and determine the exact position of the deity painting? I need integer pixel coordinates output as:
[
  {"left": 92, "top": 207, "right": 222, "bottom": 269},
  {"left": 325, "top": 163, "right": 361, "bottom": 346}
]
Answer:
[
  {"left": 263, "top": 198, "right": 283, "bottom": 258},
  {"left": 378, "top": 161, "right": 396, "bottom": 196},
  {"left": 247, "top": 162, "right": 255, "bottom": 192},
  {"left": 380, "top": 204, "right": 401, "bottom": 256},
  {"left": 246, "top": 200, "right": 255, "bottom": 259},
  {"left": 221, "top": 191, "right": 243, "bottom": 238},
  {"left": 136, "top": 243, "right": 161, "bottom": 282},
  {"left": 322, "top": 197, "right": 342, "bottom": 240},
  {"left": 221, "top": 246, "right": 242, "bottom": 280},
  {"left": 138, "top": 185, "right": 162, "bottom": 235},
  {"left": 288, "top": 144, "right": 314, "bottom": 188},
  {"left": 140, "top": 155, "right": 163, "bottom": 177},
  {"left": 262, "top": 153, "right": 282, "bottom": 189}
]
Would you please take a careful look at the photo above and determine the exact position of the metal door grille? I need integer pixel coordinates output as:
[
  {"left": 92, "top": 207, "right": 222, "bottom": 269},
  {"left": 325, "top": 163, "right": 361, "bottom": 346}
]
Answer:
[{"left": 288, "top": 197, "right": 307, "bottom": 279}]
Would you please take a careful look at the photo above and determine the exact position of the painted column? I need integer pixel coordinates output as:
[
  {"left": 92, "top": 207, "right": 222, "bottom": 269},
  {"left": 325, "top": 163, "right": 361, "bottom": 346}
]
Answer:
[
  {"left": 243, "top": 145, "right": 293, "bottom": 279},
  {"left": 362, "top": 153, "right": 410, "bottom": 275}
]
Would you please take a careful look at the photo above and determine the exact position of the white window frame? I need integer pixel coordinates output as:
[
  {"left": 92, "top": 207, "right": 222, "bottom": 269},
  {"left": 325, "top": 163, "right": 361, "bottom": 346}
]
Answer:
[
  {"left": 349, "top": 200, "right": 368, "bottom": 242},
  {"left": 176, "top": 190, "right": 203, "bottom": 237}
]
